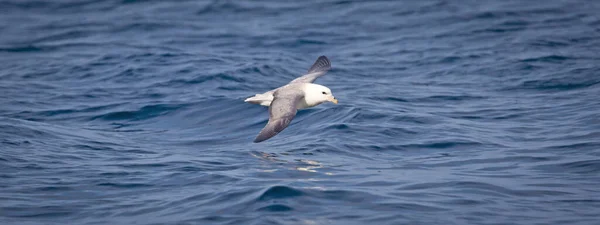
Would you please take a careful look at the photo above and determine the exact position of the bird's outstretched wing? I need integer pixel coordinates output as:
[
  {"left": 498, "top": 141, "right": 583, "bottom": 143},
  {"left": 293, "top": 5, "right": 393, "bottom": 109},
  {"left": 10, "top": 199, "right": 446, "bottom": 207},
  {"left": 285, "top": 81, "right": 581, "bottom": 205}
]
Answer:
[
  {"left": 253, "top": 88, "right": 304, "bottom": 143},
  {"left": 289, "top": 56, "right": 331, "bottom": 84}
]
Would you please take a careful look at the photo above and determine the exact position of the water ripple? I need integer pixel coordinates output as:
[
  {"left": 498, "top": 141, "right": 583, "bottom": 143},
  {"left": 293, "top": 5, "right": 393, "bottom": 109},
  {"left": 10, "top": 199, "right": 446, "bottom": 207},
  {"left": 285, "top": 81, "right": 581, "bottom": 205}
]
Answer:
[{"left": 2, "top": 0, "right": 600, "bottom": 225}]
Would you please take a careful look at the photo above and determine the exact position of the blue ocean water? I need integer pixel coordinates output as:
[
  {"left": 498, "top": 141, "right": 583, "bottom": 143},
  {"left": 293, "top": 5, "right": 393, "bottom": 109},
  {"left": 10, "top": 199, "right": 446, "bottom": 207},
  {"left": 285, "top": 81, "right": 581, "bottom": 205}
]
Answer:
[{"left": 1, "top": 0, "right": 600, "bottom": 224}]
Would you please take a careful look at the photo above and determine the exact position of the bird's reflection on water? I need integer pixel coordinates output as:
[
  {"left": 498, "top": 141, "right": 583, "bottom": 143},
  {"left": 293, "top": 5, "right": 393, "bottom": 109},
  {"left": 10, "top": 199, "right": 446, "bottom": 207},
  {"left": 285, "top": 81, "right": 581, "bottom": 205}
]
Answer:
[{"left": 250, "top": 151, "right": 333, "bottom": 175}]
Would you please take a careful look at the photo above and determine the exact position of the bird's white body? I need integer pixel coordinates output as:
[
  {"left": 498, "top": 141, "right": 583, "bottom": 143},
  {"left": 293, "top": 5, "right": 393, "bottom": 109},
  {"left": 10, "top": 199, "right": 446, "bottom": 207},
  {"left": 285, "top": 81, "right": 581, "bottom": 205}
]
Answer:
[{"left": 244, "top": 83, "right": 334, "bottom": 109}]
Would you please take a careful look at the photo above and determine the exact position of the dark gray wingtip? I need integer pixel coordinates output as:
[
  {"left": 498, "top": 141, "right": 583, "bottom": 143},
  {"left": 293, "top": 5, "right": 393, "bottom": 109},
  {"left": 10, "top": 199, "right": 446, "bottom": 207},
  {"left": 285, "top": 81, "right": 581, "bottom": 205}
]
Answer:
[
  {"left": 307, "top": 56, "right": 331, "bottom": 74},
  {"left": 253, "top": 117, "right": 294, "bottom": 143},
  {"left": 253, "top": 128, "right": 274, "bottom": 143},
  {"left": 253, "top": 125, "right": 278, "bottom": 143}
]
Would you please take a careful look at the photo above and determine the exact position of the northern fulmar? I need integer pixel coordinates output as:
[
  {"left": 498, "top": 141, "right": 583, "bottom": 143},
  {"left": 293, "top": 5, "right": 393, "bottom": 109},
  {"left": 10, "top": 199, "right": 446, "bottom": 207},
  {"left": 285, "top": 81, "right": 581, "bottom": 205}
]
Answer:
[{"left": 245, "top": 56, "right": 338, "bottom": 143}]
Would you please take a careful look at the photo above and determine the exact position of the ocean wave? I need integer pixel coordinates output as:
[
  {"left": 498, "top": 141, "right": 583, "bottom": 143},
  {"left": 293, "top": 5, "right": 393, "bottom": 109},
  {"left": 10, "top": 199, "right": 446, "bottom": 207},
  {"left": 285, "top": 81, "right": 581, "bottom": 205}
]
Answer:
[{"left": 2, "top": 0, "right": 600, "bottom": 224}]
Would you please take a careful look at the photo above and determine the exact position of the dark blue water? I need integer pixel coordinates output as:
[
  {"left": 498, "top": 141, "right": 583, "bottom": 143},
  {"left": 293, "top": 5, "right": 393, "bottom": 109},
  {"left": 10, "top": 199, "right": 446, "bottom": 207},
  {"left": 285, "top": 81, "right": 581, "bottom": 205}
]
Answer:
[{"left": 2, "top": 0, "right": 600, "bottom": 224}]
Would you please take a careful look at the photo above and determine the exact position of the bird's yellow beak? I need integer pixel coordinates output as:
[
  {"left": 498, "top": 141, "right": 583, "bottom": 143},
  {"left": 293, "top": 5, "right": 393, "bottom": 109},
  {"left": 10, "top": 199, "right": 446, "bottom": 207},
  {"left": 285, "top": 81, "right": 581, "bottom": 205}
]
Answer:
[{"left": 329, "top": 96, "right": 338, "bottom": 104}]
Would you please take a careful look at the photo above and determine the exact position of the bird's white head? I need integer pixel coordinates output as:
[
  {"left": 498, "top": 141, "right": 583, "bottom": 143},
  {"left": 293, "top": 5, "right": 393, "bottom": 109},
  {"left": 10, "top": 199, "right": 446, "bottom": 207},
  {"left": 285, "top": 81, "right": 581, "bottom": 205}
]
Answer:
[{"left": 303, "top": 83, "right": 338, "bottom": 107}]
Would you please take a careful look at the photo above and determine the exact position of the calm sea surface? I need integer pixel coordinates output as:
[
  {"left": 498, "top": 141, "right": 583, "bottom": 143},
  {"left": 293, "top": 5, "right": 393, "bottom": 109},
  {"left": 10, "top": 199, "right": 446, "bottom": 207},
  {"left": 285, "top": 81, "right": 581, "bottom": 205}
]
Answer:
[{"left": 1, "top": 0, "right": 600, "bottom": 224}]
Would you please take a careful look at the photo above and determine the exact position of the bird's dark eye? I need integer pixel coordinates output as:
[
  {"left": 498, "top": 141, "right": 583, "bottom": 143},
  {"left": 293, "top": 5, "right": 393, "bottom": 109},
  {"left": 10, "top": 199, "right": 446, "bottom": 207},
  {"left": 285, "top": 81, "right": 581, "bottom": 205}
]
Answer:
[{"left": 322, "top": 91, "right": 327, "bottom": 95}]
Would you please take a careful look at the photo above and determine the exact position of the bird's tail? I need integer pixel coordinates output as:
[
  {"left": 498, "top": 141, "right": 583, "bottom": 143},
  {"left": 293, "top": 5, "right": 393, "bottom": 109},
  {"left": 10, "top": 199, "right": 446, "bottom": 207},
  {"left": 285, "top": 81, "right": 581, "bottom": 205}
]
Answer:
[{"left": 244, "top": 93, "right": 273, "bottom": 106}]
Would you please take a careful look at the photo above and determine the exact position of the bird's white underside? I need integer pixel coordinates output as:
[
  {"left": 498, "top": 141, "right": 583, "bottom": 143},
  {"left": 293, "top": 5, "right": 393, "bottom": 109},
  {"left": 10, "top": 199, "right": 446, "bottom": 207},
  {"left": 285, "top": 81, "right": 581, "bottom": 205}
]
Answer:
[{"left": 244, "top": 83, "right": 328, "bottom": 109}]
